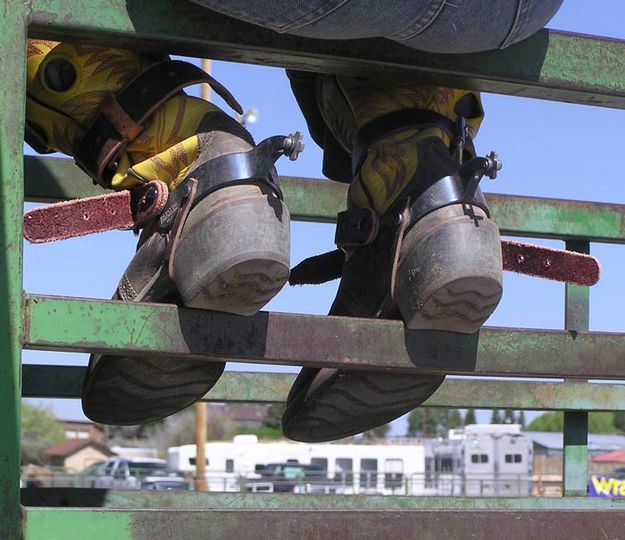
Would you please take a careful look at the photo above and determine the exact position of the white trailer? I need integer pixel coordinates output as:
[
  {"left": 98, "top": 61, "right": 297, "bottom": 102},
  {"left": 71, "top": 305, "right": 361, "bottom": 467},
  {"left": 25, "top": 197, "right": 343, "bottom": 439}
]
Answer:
[
  {"left": 168, "top": 435, "right": 427, "bottom": 495},
  {"left": 428, "top": 424, "right": 533, "bottom": 496}
]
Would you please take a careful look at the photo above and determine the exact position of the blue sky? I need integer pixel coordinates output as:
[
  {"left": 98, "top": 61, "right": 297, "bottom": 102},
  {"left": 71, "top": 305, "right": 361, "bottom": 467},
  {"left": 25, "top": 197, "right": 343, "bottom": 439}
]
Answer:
[{"left": 23, "top": 0, "right": 625, "bottom": 434}]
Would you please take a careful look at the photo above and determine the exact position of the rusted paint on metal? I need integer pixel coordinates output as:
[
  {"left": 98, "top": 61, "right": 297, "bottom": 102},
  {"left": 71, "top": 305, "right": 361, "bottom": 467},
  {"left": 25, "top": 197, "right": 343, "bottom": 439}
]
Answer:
[
  {"left": 24, "top": 156, "right": 625, "bottom": 243},
  {"left": 23, "top": 295, "right": 625, "bottom": 380},
  {"left": 21, "top": 489, "right": 625, "bottom": 511},
  {"left": 26, "top": 0, "right": 625, "bottom": 110},
  {"left": 1, "top": 1, "right": 29, "bottom": 538},
  {"left": 22, "top": 506, "right": 625, "bottom": 540},
  {"left": 563, "top": 241, "right": 590, "bottom": 497},
  {"left": 21, "top": 365, "right": 625, "bottom": 412}
]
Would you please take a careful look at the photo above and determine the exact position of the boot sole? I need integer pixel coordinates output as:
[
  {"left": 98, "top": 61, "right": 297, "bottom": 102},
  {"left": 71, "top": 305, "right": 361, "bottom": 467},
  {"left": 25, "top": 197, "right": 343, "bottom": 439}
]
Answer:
[
  {"left": 173, "top": 186, "right": 290, "bottom": 315},
  {"left": 82, "top": 187, "right": 289, "bottom": 425},
  {"left": 82, "top": 353, "right": 224, "bottom": 425},
  {"left": 282, "top": 368, "right": 444, "bottom": 442},
  {"left": 283, "top": 205, "right": 502, "bottom": 442},
  {"left": 395, "top": 204, "right": 503, "bottom": 333}
]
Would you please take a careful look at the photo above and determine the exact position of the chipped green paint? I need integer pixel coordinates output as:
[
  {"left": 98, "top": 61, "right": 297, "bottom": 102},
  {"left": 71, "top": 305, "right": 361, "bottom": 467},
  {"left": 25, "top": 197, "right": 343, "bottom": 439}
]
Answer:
[
  {"left": 563, "top": 241, "right": 590, "bottom": 497},
  {"left": 1, "top": 2, "right": 29, "bottom": 538},
  {"left": 24, "top": 509, "right": 132, "bottom": 540},
  {"left": 27, "top": 0, "right": 625, "bottom": 110},
  {"left": 22, "top": 489, "right": 625, "bottom": 511},
  {"left": 22, "top": 295, "right": 625, "bottom": 379},
  {"left": 21, "top": 365, "right": 625, "bottom": 412},
  {"left": 22, "top": 505, "right": 625, "bottom": 540}
]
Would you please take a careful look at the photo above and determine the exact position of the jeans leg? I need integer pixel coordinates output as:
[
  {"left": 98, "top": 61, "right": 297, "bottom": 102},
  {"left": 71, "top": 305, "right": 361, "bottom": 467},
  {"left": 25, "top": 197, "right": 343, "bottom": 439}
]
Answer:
[{"left": 191, "top": 0, "right": 565, "bottom": 53}]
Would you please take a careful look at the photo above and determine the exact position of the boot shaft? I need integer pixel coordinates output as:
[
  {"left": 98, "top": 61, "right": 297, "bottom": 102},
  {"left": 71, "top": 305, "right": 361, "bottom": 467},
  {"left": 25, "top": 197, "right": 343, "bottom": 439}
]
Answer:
[
  {"left": 316, "top": 76, "right": 484, "bottom": 214},
  {"left": 26, "top": 40, "right": 251, "bottom": 191}
]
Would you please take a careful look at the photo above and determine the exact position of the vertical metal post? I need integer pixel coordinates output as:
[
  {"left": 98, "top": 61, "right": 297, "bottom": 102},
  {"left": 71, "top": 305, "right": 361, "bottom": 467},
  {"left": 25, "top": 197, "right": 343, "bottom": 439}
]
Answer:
[
  {"left": 0, "top": 2, "right": 28, "bottom": 538},
  {"left": 193, "top": 58, "right": 212, "bottom": 493},
  {"left": 563, "top": 240, "right": 590, "bottom": 497},
  {"left": 194, "top": 402, "right": 208, "bottom": 491}
]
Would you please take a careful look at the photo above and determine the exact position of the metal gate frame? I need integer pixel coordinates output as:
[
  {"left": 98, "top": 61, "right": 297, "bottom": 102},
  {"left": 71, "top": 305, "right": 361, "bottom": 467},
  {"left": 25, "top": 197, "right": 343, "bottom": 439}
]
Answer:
[{"left": 3, "top": 0, "right": 625, "bottom": 537}]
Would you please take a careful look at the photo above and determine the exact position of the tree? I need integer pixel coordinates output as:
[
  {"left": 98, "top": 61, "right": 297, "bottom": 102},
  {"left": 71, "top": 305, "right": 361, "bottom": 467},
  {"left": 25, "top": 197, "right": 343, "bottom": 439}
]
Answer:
[
  {"left": 527, "top": 412, "right": 618, "bottom": 434},
  {"left": 362, "top": 423, "right": 391, "bottom": 440},
  {"left": 407, "top": 408, "right": 439, "bottom": 437},
  {"left": 517, "top": 411, "right": 527, "bottom": 429},
  {"left": 148, "top": 406, "right": 234, "bottom": 454},
  {"left": 490, "top": 409, "right": 502, "bottom": 424},
  {"left": 613, "top": 411, "right": 625, "bottom": 432},
  {"left": 445, "top": 409, "right": 463, "bottom": 430},
  {"left": 262, "top": 403, "right": 285, "bottom": 430},
  {"left": 21, "top": 403, "right": 64, "bottom": 465},
  {"left": 464, "top": 409, "right": 477, "bottom": 425}
]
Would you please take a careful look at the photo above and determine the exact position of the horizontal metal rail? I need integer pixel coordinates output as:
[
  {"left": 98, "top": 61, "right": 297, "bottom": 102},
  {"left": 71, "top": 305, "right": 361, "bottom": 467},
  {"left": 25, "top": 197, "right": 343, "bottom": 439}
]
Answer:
[
  {"left": 24, "top": 157, "right": 625, "bottom": 243},
  {"left": 28, "top": 0, "right": 625, "bottom": 110},
  {"left": 21, "top": 365, "right": 625, "bottom": 412},
  {"left": 23, "top": 295, "right": 625, "bottom": 380},
  {"left": 22, "top": 505, "right": 625, "bottom": 539},
  {"left": 21, "top": 489, "right": 625, "bottom": 511}
]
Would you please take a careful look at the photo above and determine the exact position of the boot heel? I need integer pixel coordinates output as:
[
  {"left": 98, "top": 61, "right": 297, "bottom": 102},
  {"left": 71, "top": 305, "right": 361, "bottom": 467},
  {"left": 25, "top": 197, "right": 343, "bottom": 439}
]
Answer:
[
  {"left": 394, "top": 204, "right": 503, "bottom": 333},
  {"left": 172, "top": 184, "right": 290, "bottom": 316}
]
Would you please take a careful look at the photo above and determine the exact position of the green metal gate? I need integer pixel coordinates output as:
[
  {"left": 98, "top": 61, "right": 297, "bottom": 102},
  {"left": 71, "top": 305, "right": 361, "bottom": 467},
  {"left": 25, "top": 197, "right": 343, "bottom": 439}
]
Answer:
[{"left": 3, "top": 0, "right": 625, "bottom": 537}]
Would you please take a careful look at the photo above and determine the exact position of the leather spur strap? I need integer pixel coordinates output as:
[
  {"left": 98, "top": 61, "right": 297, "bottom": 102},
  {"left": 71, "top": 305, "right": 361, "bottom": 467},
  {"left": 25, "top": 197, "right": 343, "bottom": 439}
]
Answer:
[
  {"left": 289, "top": 240, "right": 601, "bottom": 287},
  {"left": 502, "top": 240, "right": 600, "bottom": 287},
  {"left": 23, "top": 181, "right": 168, "bottom": 243},
  {"left": 74, "top": 60, "right": 243, "bottom": 188}
]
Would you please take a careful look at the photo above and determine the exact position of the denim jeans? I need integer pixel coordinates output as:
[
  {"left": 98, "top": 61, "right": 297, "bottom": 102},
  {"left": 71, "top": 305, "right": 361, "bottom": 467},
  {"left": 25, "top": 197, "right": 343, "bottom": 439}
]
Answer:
[{"left": 191, "top": 0, "right": 564, "bottom": 53}]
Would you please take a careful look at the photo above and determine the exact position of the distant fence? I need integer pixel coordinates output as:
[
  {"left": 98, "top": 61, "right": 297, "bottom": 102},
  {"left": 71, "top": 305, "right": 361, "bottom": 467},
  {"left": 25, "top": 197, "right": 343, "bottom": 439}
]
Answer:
[{"left": 22, "top": 467, "right": 563, "bottom": 497}]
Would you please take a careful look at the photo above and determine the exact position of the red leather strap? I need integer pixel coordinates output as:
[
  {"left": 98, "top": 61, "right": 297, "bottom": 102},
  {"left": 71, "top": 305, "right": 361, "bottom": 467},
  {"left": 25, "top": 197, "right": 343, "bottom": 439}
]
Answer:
[
  {"left": 502, "top": 240, "right": 600, "bottom": 286},
  {"left": 23, "top": 181, "right": 168, "bottom": 243}
]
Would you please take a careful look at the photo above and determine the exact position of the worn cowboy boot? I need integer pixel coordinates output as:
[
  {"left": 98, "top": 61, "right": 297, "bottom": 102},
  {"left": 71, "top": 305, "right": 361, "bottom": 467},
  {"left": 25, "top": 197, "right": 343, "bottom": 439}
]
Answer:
[
  {"left": 283, "top": 78, "right": 502, "bottom": 441},
  {"left": 26, "top": 41, "right": 292, "bottom": 424}
]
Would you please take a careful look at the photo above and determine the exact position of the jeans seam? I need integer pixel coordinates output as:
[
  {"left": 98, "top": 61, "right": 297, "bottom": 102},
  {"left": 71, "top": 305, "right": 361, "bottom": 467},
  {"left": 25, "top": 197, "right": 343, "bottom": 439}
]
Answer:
[
  {"left": 500, "top": 0, "right": 529, "bottom": 49},
  {"left": 390, "top": 0, "right": 447, "bottom": 41},
  {"left": 271, "top": 0, "right": 352, "bottom": 33}
]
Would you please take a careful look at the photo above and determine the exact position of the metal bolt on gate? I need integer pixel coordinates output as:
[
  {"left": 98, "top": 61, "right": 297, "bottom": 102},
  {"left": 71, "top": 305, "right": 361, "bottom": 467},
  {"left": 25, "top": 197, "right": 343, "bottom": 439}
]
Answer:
[{"left": 3, "top": 0, "right": 625, "bottom": 538}]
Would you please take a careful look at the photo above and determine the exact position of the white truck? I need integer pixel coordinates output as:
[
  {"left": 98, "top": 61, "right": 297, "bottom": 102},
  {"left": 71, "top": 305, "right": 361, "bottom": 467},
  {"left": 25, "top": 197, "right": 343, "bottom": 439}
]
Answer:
[{"left": 94, "top": 457, "right": 189, "bottom": 490}]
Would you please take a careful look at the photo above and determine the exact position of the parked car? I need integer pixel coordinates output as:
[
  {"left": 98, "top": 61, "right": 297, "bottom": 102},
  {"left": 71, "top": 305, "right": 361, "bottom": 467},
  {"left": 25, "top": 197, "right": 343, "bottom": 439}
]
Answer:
[
  {"left": 79, "top": 460, "right": 106, "bottom": 488},
  {"left": 94, "top": 458, "right": 189, "bottom": 490},
  {"left": 254, "top": 462, "right": 327, "bottom": 493}
]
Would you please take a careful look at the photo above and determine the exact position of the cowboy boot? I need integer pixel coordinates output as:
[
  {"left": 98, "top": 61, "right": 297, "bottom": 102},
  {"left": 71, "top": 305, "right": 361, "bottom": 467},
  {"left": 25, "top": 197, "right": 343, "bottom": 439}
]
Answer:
[
  {"left": 26, "top": 40, "right": 292, "bottom": 424},
  {"left": 283, "top": 77, "right": 502, "bottom": 441}
]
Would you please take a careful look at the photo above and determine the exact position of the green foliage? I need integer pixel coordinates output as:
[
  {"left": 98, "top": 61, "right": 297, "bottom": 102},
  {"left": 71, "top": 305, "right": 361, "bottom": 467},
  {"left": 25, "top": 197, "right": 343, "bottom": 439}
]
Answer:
[
  {"left": 446, "top": 409, "right": 462, "bottom": 430},
  {"left": 464, "top": 409, "right": 477, "bottom": 425},
  {"left": 362, "top": 423, "right": 391, "bottom": 440},
  {"left": 235, "top": 426, "right": 283, "bottom": 439},
  {"left": 262, "top": 404, "right": 286, "bottom": 430},
  {"left": 589, "top": 413, "right": 619, "bottom": 434},
  {"left": 527, "top": 412, "right": 563, "bottom": 432},
  {"left": 148, "top": 407, "right": 234, "bottom": 454},
  {"left": 527, "top": 412, "right": 619, "bottom": 434},
  {"left": 407, "top": 408, "right": 463, "bottom": 437},
  {"left": 21, "top": 403, "right": 64, "bottom": 465},
  {"left": 517, "top": 410, "right": 526, "bottom": 429},
  {"left": 490, "top": 409, "right": 502, "bottom": 424},
  {"left": 407, "top": 408, "right": 438, "bottom": 437},
  {"left": 613, "top": 411, "right": 625, "bottom": 432}
]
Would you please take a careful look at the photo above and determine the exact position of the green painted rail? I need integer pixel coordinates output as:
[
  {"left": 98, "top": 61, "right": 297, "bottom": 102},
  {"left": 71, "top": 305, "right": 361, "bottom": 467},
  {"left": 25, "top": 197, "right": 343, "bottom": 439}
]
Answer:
[
  {"left": 1, "top": 0, "right": 623, "bottom": 538},
  {"left": 22, "top": 506, "right": 625, "bottom": 540},
  {"left": 21, "top": 489, "right": 625, "bottom": 511},
  {"left": 23, "top": 294, "right": 625, "bottom": 380},
  {"left": 24, "top": 156, "right": 625, "bottom": 243},
  {"left": 21, "top": 365, "right": 625, "bottom": 412}
]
